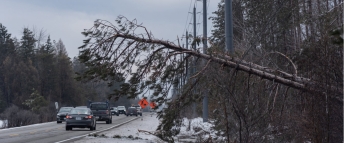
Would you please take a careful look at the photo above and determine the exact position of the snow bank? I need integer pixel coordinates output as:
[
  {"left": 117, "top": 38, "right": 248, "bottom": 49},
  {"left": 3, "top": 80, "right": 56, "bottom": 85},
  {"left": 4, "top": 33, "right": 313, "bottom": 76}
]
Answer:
[
  {"left": 72, "top": 113, "right": 163, "bottom": 143},
  {"left": 176, "top": 117, "right": 224, "bottom": 142},
  {"left": 0, "top": 120, "right": 7, "bottom": 129},
  {"left": 72, "top": 114, "right": 223, "bottom": 143}
]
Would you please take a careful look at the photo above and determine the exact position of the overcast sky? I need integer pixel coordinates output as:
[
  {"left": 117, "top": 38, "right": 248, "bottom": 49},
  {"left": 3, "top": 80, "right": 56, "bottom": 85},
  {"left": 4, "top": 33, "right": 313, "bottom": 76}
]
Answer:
[{"left": 1, "top": 0, "right": 221, "bottom": 58}]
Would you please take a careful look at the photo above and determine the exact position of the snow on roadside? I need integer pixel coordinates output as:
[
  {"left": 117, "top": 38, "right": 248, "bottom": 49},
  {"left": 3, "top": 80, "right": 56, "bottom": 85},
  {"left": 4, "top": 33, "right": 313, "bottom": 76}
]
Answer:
[
  {"left": 180, "top": 117, "right": 214, "bottom": 135},
  {"left": 176, "top": 117, "right": 224, "bottom": 142},
  {"left": 0, "top": 120, "right": 7, "bottom": 129},
  {"left": 72, "top": 114, "right": 223, "bottom": 143},
  {"left": 71, "top": 113, "right": 163, "bottom": 143}
]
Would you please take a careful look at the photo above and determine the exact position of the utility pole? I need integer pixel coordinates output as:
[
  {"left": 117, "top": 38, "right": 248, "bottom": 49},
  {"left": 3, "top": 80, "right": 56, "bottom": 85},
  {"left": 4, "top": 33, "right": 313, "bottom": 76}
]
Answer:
[
  {"left": 192, "top": 6, "right": 197, "bottom": 118},
  {"left": 202, "top": 0, "right": 208, "bottom": 122},
  {"left": 185, "top": 31, "right": 189, "bottom": 82},
  {"left": 193, "top": 6, "right": 197, "bottom": 51},
  {"left": 225, "top": 0, "right": 234, "bottom": 53}
]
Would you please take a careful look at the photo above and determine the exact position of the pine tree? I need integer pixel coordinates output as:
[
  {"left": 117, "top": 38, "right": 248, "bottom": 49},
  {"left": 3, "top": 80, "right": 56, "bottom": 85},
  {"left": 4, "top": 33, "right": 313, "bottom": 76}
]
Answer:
[
  {"left": 0, "top": 23, "right": 15, "bottom": 111},
  {"left": 36, "top": 36, "right": 56, "bottom": 101},
  {"left": 18, "top": 28, "right": 36, "bottom": 61}
]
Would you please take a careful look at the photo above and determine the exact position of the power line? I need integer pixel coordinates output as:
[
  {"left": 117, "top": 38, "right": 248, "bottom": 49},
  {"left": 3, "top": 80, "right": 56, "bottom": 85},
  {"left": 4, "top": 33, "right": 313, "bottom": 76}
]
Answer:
[
  {"left": 182, "top": 0, "right": 194, "bottom": 41},
  {"left": 207, "top": 0, "right": 213, "bottom": 39}
]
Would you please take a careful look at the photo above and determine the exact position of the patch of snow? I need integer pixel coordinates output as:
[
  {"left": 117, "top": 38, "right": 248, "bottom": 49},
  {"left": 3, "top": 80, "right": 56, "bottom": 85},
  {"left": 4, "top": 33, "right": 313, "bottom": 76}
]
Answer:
[
  {"left": 72, "top": 114, "right": 223, "bottom": 143},
  {"left": 0, "top": 120, "right": 9, "bottom": 129},
  {"left": 72, "top": 112, "right": 163, "bottom": 143},
  {"left": 176, "top": 117, "right": 221, "bottom": 142}
]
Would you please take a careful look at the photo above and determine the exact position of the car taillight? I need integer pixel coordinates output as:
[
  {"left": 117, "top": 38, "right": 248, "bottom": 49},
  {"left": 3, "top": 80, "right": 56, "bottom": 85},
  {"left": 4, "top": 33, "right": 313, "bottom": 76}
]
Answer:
[
  {"left": 85, "top": 115, "right": 92, "bottom": 119},
  {"left": 66, "top": 115, "right": 72, "bottom": 119}
]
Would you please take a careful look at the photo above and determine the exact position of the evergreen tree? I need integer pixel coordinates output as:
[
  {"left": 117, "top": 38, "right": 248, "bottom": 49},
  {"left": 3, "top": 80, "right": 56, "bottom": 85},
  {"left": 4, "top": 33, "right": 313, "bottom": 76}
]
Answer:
[
  {"left": 36, "top": 36, "right": 56, "bottom": 101},
  {"left": 55, "top": 39, "right": 82, "bottom": 106},
  {"left": 0, "top": 23, "right": 15, "bottom": 111},
  {"left": 0, "top": 24, "right": 14, "bottom": 61},
  {"left": 18, "top": 28, "right": 36, "bottom": 61}
]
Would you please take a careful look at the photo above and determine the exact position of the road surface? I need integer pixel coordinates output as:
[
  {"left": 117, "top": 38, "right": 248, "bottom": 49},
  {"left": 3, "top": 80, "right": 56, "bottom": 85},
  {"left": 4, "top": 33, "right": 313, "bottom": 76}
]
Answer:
[{"left": 0, "top": 115, "right": 139, "bottom": 143}]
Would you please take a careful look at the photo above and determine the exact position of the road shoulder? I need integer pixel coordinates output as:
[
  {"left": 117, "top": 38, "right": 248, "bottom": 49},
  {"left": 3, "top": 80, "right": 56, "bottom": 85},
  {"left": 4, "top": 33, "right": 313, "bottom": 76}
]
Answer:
[{"left": 71, "top": 112, "right": 162, "bottom": 143}]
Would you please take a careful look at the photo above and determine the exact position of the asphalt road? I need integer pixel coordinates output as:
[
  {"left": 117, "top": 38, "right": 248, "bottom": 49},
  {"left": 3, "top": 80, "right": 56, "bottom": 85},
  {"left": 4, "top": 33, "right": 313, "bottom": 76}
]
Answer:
[{"left": 0, "top": 115, "right": 139, "bottom": 143}]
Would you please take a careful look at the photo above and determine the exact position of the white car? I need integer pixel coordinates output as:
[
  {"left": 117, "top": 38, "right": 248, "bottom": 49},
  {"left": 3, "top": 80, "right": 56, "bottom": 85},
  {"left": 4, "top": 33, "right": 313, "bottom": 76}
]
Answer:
[
  {"left": 117, "top": 106, "right": 126, "bottom": 115},
  {"left": 110, "top": 107, "right": 119, "bottom": 116}
]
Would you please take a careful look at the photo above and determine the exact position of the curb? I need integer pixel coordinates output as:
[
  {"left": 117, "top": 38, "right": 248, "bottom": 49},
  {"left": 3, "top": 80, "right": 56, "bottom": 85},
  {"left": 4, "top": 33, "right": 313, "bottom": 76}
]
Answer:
[{"left": 0, "top": 121, "right": 55, "bottom": 132}]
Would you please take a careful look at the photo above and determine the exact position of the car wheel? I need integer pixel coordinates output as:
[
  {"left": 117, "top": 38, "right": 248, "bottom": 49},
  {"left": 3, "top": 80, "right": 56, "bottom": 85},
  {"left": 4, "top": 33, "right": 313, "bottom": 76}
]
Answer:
[
  {"left": 66, "top": 126, "right": 71, "bottom": 131},
  {"left": 106, "top": 120, "right": 110, "bottom": 124},
  {"left": 110, "top": 119, "right": 112, "bottom": 124},
  {"left": 140, "top": 114, "right": 142, "bottom": 116}
]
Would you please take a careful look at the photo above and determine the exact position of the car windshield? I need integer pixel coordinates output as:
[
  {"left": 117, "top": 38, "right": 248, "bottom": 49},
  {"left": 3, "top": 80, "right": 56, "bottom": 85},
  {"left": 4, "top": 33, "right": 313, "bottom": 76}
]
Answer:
[
  {"left": 90, "top": 104, "right": 108, "bottom": 110},
  {"left": 59, "top": 108, "right": 71, "bottom": 112},
  {"left": 117, "top": 106, "right": 125, "bottom": 110},
  {"left": 128, "top": 108, "right": 136, "bottom": 111},
  {"left": 70, "top": 108, "right": 89, "bottom": 114}
]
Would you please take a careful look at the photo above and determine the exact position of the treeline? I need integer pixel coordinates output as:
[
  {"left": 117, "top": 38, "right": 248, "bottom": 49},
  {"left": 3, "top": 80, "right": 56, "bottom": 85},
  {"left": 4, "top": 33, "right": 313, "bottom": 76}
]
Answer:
[
  {"left": 203, "top": 0, "right": 343, "bottom": 142},
  {"left": 0, "top": 24, "right": 103, "bottom": 125}
]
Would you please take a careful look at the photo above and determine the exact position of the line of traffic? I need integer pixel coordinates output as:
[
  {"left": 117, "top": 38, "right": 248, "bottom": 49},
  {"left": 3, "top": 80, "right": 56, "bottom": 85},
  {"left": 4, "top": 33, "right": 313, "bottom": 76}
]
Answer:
[{"left": 55, "top": 116, "right": 139, "bottom": 143}]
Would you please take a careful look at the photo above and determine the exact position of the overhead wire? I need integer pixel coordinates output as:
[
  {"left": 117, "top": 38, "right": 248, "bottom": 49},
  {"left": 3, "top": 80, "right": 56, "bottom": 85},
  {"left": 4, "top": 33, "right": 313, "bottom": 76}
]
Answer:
[
  {"left": 207, "top": 0, "right": 213, "bottom": 43},
  {"left": 182, "top": 0, "right": 194, "bottom": 41}
]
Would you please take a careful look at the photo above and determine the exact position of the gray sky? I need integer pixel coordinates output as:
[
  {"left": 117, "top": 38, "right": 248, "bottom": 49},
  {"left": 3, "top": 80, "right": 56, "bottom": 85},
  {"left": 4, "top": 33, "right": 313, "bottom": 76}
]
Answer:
[{"left": 1, "top": 0, "right": 220, "bottom": 58}]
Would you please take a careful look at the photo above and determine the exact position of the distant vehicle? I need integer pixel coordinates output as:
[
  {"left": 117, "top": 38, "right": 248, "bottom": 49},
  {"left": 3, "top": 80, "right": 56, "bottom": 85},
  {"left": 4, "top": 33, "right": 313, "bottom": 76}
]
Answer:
[
  {"left": 57, "top": 107, "right": 73, "bottom": 123},
  {"left": 110, "top": 107, "right": 119, "bottom": 116},
  {"left": 132, "top": 105, "right": 142, "bottom": 116},
  {"left": 126, "top": 107, "right": 138, "bottom": 116},
  {"left": 75, "top": 106, "right": 87, "bottom": 108},
  {"left": 117, "top": 106, "right": 126, "bottom": 115},
  {"left": 65, "top": 108, "right": 96, "bottom": 131},
  {"left": 89, "top": 102, "right": 112, "bottom": 124}
]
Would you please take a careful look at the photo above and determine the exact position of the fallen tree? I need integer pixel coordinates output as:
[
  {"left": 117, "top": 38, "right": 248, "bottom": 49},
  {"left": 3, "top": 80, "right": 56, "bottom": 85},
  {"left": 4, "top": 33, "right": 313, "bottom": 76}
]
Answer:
[{"left": 78, "top": 16, "right": 342, "bottom": 101}]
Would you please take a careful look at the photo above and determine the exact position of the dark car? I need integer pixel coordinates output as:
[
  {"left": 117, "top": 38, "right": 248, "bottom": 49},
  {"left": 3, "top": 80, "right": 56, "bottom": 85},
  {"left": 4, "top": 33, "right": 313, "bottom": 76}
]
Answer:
[
  {"left": 126, "top": 107, "right": 138, "bottom": 116},
  {"left": 117, "top": 106, "right": 126, "bottom": 115},
  {"left": 75, "top": 106, "right": 87, "bottom": 108},
  {"left": 57, "top": 107, "right": 73, "bottom": 123},
  {"left": 110, "top": 107, "right": 119, "bottom": 116},
  {"left": 65, "top": 108, "right": 96, "bottom": 131},
  {"left": 132, "top": 105, "right": 142, "bottom": 116},
  {"left": 89, "top": 102, "right": 112, "bottom": 124}
]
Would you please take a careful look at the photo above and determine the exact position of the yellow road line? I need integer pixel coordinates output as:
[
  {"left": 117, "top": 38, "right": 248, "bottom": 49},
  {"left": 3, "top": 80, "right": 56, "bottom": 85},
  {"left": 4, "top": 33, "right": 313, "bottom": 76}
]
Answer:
[{"left": 10, "top": 134, "right": 18, "bottom": 137}]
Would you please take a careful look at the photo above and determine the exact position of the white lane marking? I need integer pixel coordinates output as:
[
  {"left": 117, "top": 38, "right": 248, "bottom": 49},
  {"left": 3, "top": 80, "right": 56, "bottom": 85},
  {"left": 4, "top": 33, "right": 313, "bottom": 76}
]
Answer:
[
  {"left": 0, "top": 121, "right": 55, "bottom": 132},
  {"left": 55, "top": 117, "right": 139, "bottom": 143}
]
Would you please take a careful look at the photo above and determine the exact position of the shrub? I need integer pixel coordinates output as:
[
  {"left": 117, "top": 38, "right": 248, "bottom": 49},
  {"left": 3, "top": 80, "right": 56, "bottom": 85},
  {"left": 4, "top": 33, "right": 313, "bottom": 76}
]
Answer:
[{"left": 0, "top": 105, "right": 39, "bottom": 128}]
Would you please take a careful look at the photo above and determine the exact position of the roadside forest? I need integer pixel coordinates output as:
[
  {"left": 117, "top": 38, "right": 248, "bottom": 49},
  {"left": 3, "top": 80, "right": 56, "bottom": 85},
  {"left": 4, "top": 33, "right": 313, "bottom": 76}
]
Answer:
[
  {"left": 78, "top": 0, "right": 343, "bottom": 142},
  {"left": 0, "top": 24, "right": 132, "bottom": 127}
]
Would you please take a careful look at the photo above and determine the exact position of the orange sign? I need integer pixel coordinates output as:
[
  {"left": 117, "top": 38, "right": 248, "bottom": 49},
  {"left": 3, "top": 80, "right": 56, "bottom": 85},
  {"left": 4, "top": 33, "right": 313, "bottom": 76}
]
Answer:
[
  {"left": 149, "top": 102, "right": 156, "bottom": 109},
  {"left": 138, "top": 98, "right": 149, "bottom": 108}
]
